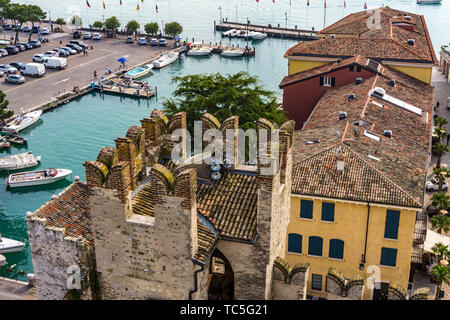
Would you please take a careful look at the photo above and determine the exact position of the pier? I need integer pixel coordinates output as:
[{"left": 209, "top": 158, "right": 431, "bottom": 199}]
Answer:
[{"left": 215, "top": 21, "right": 319, "bottom": 41}]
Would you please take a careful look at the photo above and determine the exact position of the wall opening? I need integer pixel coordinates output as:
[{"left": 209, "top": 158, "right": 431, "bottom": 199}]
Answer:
[{"left": 207, "top": 249, "right": 234, "bottom": 300}]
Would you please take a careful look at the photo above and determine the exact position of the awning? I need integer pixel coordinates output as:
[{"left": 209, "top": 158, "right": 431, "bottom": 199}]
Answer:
[{"left": 424, "top": 229, "right": 450, "bottom": 252}]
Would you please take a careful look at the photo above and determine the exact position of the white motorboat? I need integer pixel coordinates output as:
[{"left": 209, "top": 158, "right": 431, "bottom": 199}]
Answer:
[
  {"left": 0, "top": 152, "right": 41, "bottom": 171},
  {"left": 222, "top": 29, "right": 238, "bottom": 37},
  {"left": 187, "top": 47, "right": 213, "bottom": 56},
  {"left": 0, "top": 235, "right": 25, "bottom": 254},
  {"left": 2, "top": 110, "right": 42, "bottom": 134},
  {"left": 417, "top": 0, "right": 441, "bottom": 4},
  {"left": 249, "top": 31, "right": 267, "bottom": 40},
  {"left": 221, "top": 49, "right": 244, "bottom": 57},
  {"left": 152, "top": 52, "right": 179, "bottom": 69},
  {"left": 6, "top": 168, "right": 72, "bottom": 188},
  {"left": 124, "top": 64, "right": 153, "bottom": 80}
]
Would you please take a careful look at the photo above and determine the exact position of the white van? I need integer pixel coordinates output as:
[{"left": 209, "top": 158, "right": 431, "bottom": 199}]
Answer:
[
  {"left": 43, "top": 57, "right": 67, "bottom": 70},
  {"left": 21, "top": 62, "right": 46, "bottom": 77}
]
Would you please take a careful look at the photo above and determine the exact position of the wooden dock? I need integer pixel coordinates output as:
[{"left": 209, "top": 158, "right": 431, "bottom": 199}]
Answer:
[{"left": 215, "top": 21, "right": 319, "bottom": 41}]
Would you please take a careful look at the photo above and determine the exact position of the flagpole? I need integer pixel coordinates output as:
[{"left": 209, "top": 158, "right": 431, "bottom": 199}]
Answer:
[
  {"left": 306, "top": 3, "right": 309, "bottom": 29},
  {"left": 323, "top": 0, "right": 326, "bottom": 29}
]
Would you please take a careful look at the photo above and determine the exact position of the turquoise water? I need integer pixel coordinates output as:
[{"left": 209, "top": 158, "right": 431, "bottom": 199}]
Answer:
[{"left": 1, "top": 0, "right": 448, "bottom": 280}]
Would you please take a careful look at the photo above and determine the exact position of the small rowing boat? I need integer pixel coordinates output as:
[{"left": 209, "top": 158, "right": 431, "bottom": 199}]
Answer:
[
  {"left": 4, "top": 133, "right": 27, "bottom": 145},
  {"left": 0, "top": 152, "right": 41, "bottom": 170},
  {"left": 2, "top": 110, "right": 42, "bottom": 134},
  {"left": 6, "top": 168, "right": 72, "bottom": 188},
  {"left": 0, "top": 235, "right": 25, "bottom": 254},
  {"left": 124, "top": 64, "right": 153, "bottom": 80}
]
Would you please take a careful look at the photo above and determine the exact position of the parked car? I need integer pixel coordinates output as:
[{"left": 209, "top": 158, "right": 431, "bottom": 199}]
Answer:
[
  {"left": 32, "top": 54, "right": 45, "bottom": 62},
  {"left": 150, "top": 38, "right": 158, "bottom": 46},
  {"left": 3, "top": 24, "right": 12, "bottom": 30},
  {"left": 4, "top": 46, "right": 19, "bottom": 55},
  {"left": 59, "top": 46, "right": 76, "bottom": 55},
  {"left": 138, "top": 37, "right": 147, "bottom": 45},
  {"left": 43, "top": 51, "right": 59, "bottom": 58},
  {"left": 83, "top": 32, "right": 91, "bottom": 40},
  {"left": 66, "top": 43, "right": 82, "bottom": 52},
  {"left": 17, "top": 42, "right": 32, "bottom": 50},
  {"left": 5, "top": 74, "right": 25, "bottom": 84},
  {"left": 0, "top": 49, "right": 8, "bottom": 57},
  {"left": 28, "top": 40, "right": 41, "bottom": 48},
  {"left": 23, "top": 26, "right": 31, "bottom": 32},
  {"left": 92, "top": 33, "right": 102, "bottom": 40},
  {"left": 21, "top": 62, "right": 45, "bottom": 77},
  {"left": 0, "top": 71, "right": 4, "bottom": 77},
  {"left": 159, "top": 38, "right": 168, "bottom": 47},
  {"left": 40, "top": 28, "right": 50, "bottom": 35},
  {"left": 426, "top": 178, "right": 449, "bottom": 191},
  {"left": 0, "top": 64, "right": 18, "bottom": 74},
  {"left": 43, "top": 57, "right": 67, "bottom": 70},
  {"left": 53, "top": 48, "right": 69, "bottom": 57},
  {"left": 9, "top": 62, "right": 26, "bottom": 71},
  {"left": 15, "top": 44, "right": 26, "bottom": 52},
  {"left": 73, "top": 30, "right": 81, "bottom": 39},
  {"left": 14, "top": 24, "right": 22, "bottom": 31},
  {"left": 69, "top": 40, "right": 88, "bottom": 48},
  {"left": 126, "top": 36, "right": 134, "bottom": 43},
  {"left": 32, "top": 25, "right": 40, "bottom": 33}
]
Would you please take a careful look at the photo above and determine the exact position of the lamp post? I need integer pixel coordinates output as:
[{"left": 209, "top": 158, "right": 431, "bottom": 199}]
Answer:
[{"left": 219, "top": 6, "right": 222, "bottom": 23}]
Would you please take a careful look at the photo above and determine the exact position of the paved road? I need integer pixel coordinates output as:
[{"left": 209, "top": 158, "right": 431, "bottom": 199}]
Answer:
[
  {"left": 0, "top": 30, "right": 174, "bottom": 114},
  {"left": 0, "top": 277, "right": 36, "bottom": 300}
]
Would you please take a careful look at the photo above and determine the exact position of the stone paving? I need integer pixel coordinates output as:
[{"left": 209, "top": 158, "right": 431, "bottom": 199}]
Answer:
[{"left": 0, "top": 277, "right": 36, "bottom": 300}]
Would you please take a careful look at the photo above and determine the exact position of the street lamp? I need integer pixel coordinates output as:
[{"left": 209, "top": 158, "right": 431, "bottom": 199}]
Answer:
[{"left": 218, "top": 6, "right": 222, "bottom": 23}]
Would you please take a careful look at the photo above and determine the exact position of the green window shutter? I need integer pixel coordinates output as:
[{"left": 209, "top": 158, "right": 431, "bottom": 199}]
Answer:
[
  {"left": 329, "top": 239, "right": 344, "bottom": 259},
  {"left": 380, "top": 247, "right": 397, "bottom": 267},
  {"left": 311, "top": 274, "right": 322, "bottom": 291},
  {"left": 320, "top": 76, "right": 324, "bottom": 86},
  {"left": 308, "top": 236, "right": 323, "bottom": 256},
  {"left": 288, "top": 233, "right": 302, "bottom": 254},
  {"left": 384, "top": 210, "right": 400, "bottom": 239},
  {"left": 321, "top": 202, "right": 335, "bottom": 222},
  {"left": 300, "top": 199, "right": 313, "bottom": 219}
]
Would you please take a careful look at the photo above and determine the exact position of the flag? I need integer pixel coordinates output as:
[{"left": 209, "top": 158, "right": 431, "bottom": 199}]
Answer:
[
  {"left": 344, "top": 0, "right": 346, "bottom": 8},
  {"left": 137, "top": 4, "right": 140, "bottom": 10},
  {"left": 307, "top": 0, "right": 309, "bottom": 6},
  {"left": 103, "top": 0, "right": 106, "bottom": 9},
  {"left": 156, "top": 4, "right": 158, "bottom": 13},
  {"left": 120, "top": 0, "right": 122, "bottom": 5},
  {"left": 364, "top": 2, "right": 367, "bottom": 9},
  {"left": 86, "top": 0, "right": 91, "bottom": 7},
  {"left": 257, "top": 0, "right": 259, "bottom": 2},
  {"left": 324, "top": 0, "right": 326, "bottom": 8},
  {"left": 290, "top": 0, "right": 291, "bottom": 5}
]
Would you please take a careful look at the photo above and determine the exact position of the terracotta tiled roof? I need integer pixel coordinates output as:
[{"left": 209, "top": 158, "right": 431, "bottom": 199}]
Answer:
[
  {"left": 194, "top": 218, "right": 218, "bottom": 263},
  {"left": 288, "top": 6, "right": 437, "bottom": 64},
  {"left": 197, "top": 170, "right": 258, "bottom": 242},
  {"left": 34, "top": 182, "right": 93, "bottom": 245},
  {"left": 292, "top": 65, "right": 433, "bottom": 208}
]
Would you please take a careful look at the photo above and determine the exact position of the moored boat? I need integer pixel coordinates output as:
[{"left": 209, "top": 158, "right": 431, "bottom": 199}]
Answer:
[
  {"left": 0, "top": 235, "right": 25, "bottom": 254},
  {"left": 222, "top": 29, "right": 238, "bottom": 37},
  {"left": 6, "top": 168, "right": 72, "bottom": 188},
  {"left": 4, "top": 133, "right": 27, "bottom": 145},
  {"left": 124, "top": 64, "right": 154, "bottom": 80},
  {"left": 152, "top": 52, "right": 179, "bottom": 69},
  {"left": 187, "top": 47, "right": 213, "bottom": 56},
  {"left": 417, "top": 0, "right": 441, "bottom": 3},
  {"left": 0, "top": 136, "right": 10, "bottom": 150},
  {"left": 0, "top": 152, "right": 41, "bottom": 170},
  {"left": 220, "top": 49, "right": 244, "bottom": 57},
  {"left": 2, "top": 110, "right": 42, "bottom": 134},
  {"left": 249, "top": 31, "right": 267, "bottom": 40}
]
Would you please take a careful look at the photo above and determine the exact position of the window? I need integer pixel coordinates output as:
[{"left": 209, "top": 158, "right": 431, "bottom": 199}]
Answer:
[
  {"left": 380, "top": 247, "right": 397, "bottom": 267},
  {"left": 300, "top": 199, "right": 313, "bottom": 219},
  {"left": 384, "top": 210, "right": 400, "bottom": 240},
  {"left": 357, "top": 66, "right": 362, "bottom": 72},
  {"left": 320, "top": 76, "right": 335, "bottom": 87},
  {"left": 288, "top": 233, "right": 302, "bottom": 254},
  {"left": 321, "top": 202, "right": 335, "bottom": 222},
  {"left": 311, "top": 274, "right": 322, "bottom": 291},
  {"left": 329, "top": 239, "right": 344, "bottom": 259},
  {"left": 308, "top": 236, "right": 323, "bottom": 257},
  {"left": 349, "top": 65, "right": 354, "bottom": 72}
]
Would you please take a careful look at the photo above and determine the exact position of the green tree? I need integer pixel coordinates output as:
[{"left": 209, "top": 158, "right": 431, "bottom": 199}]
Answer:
[
  {"left": 93, "top": 21, "right": 104, "bottom": 30},
  {"left": 2, "top": 3, "right": 31, "bottom": 44},
  {"left": 433, "top": 167, "right": 450, "bottom": 192},
  {"left": 104, "top": 16, "right": 120, "bottom": 36},
  {"left": 431, "top": 214, "right": 450, "bottom": 234},
  {"left": 164, "top": 21, "right": 183, "bottom": 37},
  {"left": 0, "top": 90, "right": 12, "bottom": 121},
  {"left": 430, "top": 264, "right": 450, "bottom": 300},
  {"left": 144, "top": 22, "right": 158, "bottom": 35},
  {"left": 163, "top": 72, "right": 287, "bottom": 133},
  {"left": 55, "top": 18, "right": 66, "bottom": 31},
  {"left": 26, "top": 4, "right": 46, "bottom": 42},
  {"left": 0, "top": 0, "right": 10, "bottom": 20},
  {"left": 431, "top": 192, "right": 450, "bottom": 212},
  {"left": 125, "top": 20, "right": 140, "bottom": 38},
  {"left": 434, "top": 127, "right": 448, "bottom": 142},
  {"left": 434, "top": 116, "right": 448, "bottom": 129},
  {"left": 432, "top": 243, "right": 450, "bottom": 261},
  {"left": 433, "top": 143, "right": 450, "bottom": 168}
]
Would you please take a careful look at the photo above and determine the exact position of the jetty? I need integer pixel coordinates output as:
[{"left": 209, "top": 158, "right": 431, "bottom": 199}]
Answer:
[{"left": 215, "top": 21, "right": 319, "bottom": 41}]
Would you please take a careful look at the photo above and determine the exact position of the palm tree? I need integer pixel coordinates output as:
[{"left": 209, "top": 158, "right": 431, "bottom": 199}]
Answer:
[
  {"left": 432, "top": 243, "right": 450, "bottom": 261},
  {"left": 430, "top": 264, "right": 450, "bottom": 300},
  {"left": 434, "top": 116, "right": 448, "bottom": 129},
  {"left": 433, "top": 143, "right": 450, "bottom": 168},
  {"left": 431, "top": 192, "right": 450, "bottom": 211},
  {"left": 433, "top": 167, "right": 450, "bottom": 192},
  {"left": 434, "top": 127, "right": 448, "bottom": 142},
  {"left": 431, "top": 214, "right": 450, "bottom": 234}
]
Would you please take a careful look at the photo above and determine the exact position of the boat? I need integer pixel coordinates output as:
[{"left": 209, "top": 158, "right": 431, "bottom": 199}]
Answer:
[
  {"left": 152, "top": 52, "right": 179, "bottom": 69},
  {"left": 249, "top": 31, "right": 267, "bottom": 40},
  {"left": 222, "top": 29, "right": 238, "bottom": 37},
  {"left": 417, "top": 0, "right": 441, "bottom": 3},
  {"left": 220, "top": 49, "right": 244, "bottom": 57},
  {"left": 6, "top": 168, "right": 72, "bottom": 188},
  {"left": 0, "top": 152, "right": 41, "bottom": 170},
  {"left": 4, "top": 133, "right": 27, "bottom": 145},
  {"left": 124, "top": 64, "right": 154, "bottom": 80},
  {"left": 2, "top": 110, "right": 42, "bottom": 134},
  {"left": 187, "top": 47, "right": 213, "bottom": 56},
  {"left": 0, "top": 235, "right": 25, "bottom": 254},
  {"left": 0, "top": 136, "right": 10, "bottom": 150}
]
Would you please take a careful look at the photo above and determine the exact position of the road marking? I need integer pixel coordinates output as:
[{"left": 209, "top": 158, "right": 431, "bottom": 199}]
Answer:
[{"left": 53, "top": 78, "right": 70, "bottom": 85}]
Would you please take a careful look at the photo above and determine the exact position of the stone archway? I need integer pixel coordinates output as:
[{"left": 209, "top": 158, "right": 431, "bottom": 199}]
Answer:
[{"left": 208, "top": 249, "right": 234, "bottom": 300}]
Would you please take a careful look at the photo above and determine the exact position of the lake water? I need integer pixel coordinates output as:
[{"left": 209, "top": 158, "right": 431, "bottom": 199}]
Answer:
[{"left": 1, "top": 0, "right": 448, "bottom": 280}]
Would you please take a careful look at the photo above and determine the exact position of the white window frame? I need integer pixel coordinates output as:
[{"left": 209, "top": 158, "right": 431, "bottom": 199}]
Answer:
[{"left": 323, "top": 76, "right": 332, "bottom": 87}]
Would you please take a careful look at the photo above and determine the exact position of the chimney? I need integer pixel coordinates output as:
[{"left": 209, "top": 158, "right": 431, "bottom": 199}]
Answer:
[
  {"left": 348, "top": 94, "right": 356, "bottom": 102},
  {"left": 339, "top": 111, "right": 347, "bottom": 120},
  {"left": 388, "top": 79, "right": 396, "bottom": 87},
  {"left": 407, "top": 39, "right": 415, "bottom": 46},
  {"left": 355, "top": 77, "right": 363, "bottom": 84}
]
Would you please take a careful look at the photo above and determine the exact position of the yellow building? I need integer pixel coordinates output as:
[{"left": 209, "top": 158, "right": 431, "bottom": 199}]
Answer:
[
  {"left": 285, "top": 62, "right": 433, "bottom": 299},
  {"left": 284, "top": 7, "right": 438, "bottom": 83}
]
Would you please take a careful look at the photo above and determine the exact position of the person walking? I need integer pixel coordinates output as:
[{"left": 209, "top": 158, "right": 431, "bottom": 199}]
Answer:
[
  {"left": 447, "top": 133, "right": 450, "bottom": 146},
  {"left": 94, "top": 70, "right": 97, "bottom": 80}
]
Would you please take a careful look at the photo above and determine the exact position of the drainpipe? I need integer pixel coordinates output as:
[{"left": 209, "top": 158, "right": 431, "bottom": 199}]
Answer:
[
  {"left": 188, "top": 260, "right": 205, "bottom": 300},
  {"left": 361, "top": 202, "right": 371, "bottom": 270}
]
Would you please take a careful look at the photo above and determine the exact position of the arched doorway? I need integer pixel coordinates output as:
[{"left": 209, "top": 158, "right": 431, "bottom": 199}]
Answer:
[{"left": 208, "top": 249, "right": 234, "bottom": 300}]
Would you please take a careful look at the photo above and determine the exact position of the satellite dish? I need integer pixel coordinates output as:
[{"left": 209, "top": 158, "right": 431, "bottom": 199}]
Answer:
[
  {"left": 223, "top": 158, "right": 233, "bottom": 169},
  {"left": 211, "top": 171, "right": 221, "bottom": 181}
]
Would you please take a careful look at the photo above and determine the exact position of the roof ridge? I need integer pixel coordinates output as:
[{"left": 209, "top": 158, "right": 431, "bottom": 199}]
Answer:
[{"left": 390, "top": 38, "right": 427, "bottom": 60}]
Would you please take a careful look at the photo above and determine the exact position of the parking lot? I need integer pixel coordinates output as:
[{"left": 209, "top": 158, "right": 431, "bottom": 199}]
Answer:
[{"left": 0, "top": 29, "right": 175, "bottom": 114}]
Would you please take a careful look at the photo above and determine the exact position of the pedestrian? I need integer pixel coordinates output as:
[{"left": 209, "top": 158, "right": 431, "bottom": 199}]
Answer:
[
  {"left": 447, "top": 133, "right": 450, "bottom": 146},
  {"left": 94, "top": 70, "right": 97, "bottom": 80},
  {"left": 437, "top": 101, "right": 440, "bottom": 109}
]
